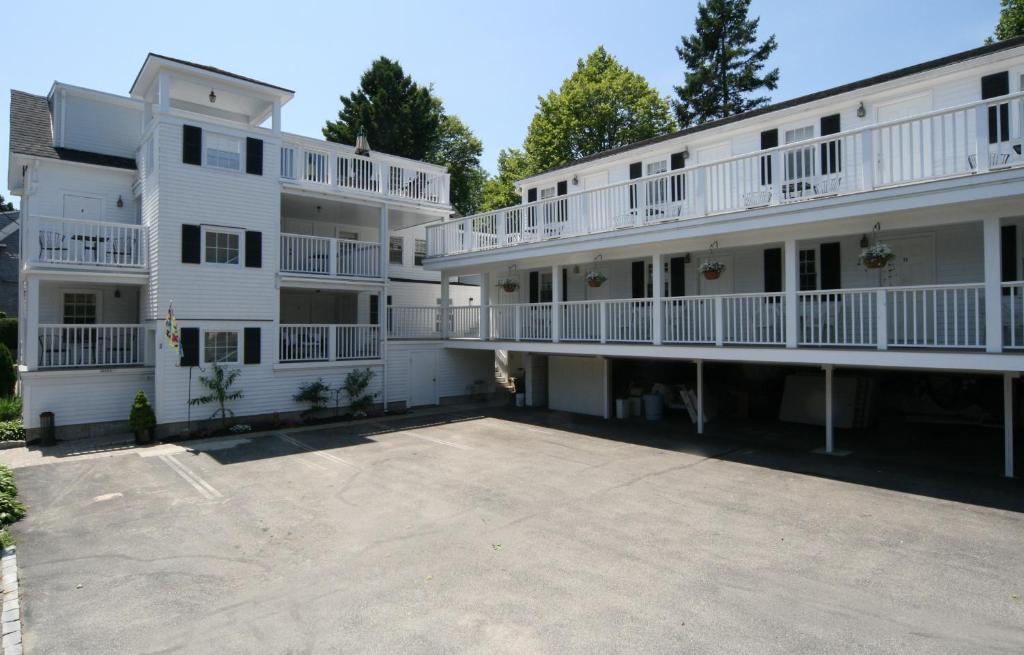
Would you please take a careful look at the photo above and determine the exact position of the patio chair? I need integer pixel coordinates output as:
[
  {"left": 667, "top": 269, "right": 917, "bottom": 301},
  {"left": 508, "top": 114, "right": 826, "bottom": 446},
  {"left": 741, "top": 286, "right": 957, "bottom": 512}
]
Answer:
[
  {"left": 106, "top": 235, "right": 136, "bottom": 265},
  {"left": 968, "top": 152, "right": 1012, "bottom": 170},
  {"left": 743, "top": 190, "right": 772, "bottom": 208},
  {"left": 39, "top": 230, "right": 68, "bottom": 261}
]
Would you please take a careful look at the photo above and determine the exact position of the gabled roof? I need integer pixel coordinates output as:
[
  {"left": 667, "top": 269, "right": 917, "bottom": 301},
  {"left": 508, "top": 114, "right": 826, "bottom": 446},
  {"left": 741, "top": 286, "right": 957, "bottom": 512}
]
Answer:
[
  {"left": 9, "top": 90, "right": 136, "bottom": 170},
  {"left": 130, "top": 53, "right": 294, "bottom": 96},
  {"left": 521, "top": 35, "right": 1024, "bottom": 183}
]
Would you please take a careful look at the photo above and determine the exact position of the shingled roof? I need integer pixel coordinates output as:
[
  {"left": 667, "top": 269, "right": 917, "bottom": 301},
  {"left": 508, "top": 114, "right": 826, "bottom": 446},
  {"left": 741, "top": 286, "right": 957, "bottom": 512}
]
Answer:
[{"left": 9, "top": 90, "right": 136, "bottom": 170}]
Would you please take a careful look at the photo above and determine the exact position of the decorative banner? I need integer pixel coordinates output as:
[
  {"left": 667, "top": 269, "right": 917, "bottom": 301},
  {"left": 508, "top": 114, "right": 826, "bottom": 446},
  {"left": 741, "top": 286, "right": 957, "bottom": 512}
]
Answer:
[{"left": 164, "top": 302, "right": 179, "bottom": 351}]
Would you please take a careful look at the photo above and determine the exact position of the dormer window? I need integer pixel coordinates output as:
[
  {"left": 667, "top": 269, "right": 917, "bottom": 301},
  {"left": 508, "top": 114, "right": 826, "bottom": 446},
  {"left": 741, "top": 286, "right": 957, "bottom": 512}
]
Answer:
[{"left": 206, "top": 133, "right": 241, "bottom": 171}]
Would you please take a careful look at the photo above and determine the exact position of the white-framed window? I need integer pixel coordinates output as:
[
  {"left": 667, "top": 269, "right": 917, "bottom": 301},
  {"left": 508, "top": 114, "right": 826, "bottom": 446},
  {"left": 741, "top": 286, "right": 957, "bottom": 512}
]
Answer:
[
  {"left": 414, "top": 239, "right": 427, "bottom": 266},
  {"left": 203, "top": 331, "right": 239, "bottom": 364},
  {"left": 62, "top": 292, "right": 98, "bottom": 324},
  {"left": 645, "top": 159, "right": 669, "bottom": 207},
  {"left": 646, "top": 160, "right": 668, "bottom": 176},
  {"left": 539, "top": 186, "right": 557, "bottom": 200},
  {"left": 784, "top": 125, "right": 815, "bottom": 182},
  {"left": 799, "top": 249, "right": 817, "bottom": 291},
  {"left": 389, "top": 237, "right": 404, "bottom": 264},
  {"left": 205, "top": 133, "right": 242, "bottom": 171},
  {"left": 203, "top": 227, "right": 241, "bottom": 265}
]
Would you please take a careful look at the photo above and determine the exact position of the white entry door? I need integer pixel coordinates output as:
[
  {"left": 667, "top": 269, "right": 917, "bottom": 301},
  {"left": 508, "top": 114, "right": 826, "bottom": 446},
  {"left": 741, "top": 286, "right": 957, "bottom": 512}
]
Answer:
[
  {"left": 62, "top": 194, "right": 102, "bottom": 219},
  {"left": 409, "top": 350, "right": 438, "bottom": 407},
  {"left": 884, "top": 235, "right": 935, "bottom": 287}
]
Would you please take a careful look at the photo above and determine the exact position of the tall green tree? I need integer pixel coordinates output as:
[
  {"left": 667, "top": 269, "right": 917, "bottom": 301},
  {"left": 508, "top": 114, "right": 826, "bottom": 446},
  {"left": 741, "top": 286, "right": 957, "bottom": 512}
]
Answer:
[
  {"left": 427, "top": 114, "right": 487, "bottom": 216},
  {"left": 480, "top": 148, "right": 534, "bottom": 212},
  {"left": 323, "top": 57, "right": 442, "bottom": 160},
  {"left": 0, "top": 194, "right": 13, "bottom": 212},
  {"left": 672, "top": 0, "right": 779, "bottom": 128},
  {"left": 987, "top": 0, "right": 1024, "bottom": 42},
  {"left": 524, "top": 46, "right": 676, "bottom": 173}
]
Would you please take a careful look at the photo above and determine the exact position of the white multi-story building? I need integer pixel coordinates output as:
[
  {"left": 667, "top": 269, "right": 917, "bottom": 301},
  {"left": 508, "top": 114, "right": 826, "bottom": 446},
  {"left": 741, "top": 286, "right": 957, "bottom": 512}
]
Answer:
[
  {"left": 8, "top": 54, "right": 491, "bottom": 438},
  {"left": 421, "top": 37, "right": 1024, "bottom": 477}
]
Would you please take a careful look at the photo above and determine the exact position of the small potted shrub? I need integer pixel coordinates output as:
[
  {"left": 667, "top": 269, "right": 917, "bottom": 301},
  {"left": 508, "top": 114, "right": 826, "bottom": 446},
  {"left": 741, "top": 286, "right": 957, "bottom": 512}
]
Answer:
[
  {"left": 585, "top": 271, "right": 607, "bottom": 288},
  {"left": 699, "top": 260, "right": 726, "bottom": 280},
  {"left": 859, "top": 243, "right": 894, "bottom": 270},
  {"left": 129, "top": 390, "right": 156, "bottom": 445},
  {"left": 496, "top": 278, "right": 520, "bottom": 293}
]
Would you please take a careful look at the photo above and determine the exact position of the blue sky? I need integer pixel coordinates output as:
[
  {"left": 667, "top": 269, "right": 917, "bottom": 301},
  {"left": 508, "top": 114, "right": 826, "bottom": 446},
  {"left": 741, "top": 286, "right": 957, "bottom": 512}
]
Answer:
[{"left": 1, "top": 0, "right": 1002, "bottom": 209}]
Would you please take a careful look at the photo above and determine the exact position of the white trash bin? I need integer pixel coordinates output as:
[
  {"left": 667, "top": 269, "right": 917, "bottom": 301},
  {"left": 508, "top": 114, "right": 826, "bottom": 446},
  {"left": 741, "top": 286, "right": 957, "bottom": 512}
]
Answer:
[{"left": 615, "top": 399, "right": 628, "bottom": 419}]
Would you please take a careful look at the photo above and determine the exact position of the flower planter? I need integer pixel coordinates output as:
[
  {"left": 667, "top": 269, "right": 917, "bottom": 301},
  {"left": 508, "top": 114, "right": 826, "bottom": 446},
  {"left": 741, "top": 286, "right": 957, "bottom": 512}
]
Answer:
[
  {"left": 134, "top": 428, "right": 153, "bottom": 445},
  {"left": 587, "top": 279, "right": 605, "bottom": 288},
  {"left": 863, "top": 258, "right": 889, "bottom": 270},
  {"left": 498, "top": 282, "right": 520, "bottom": 293},
  {"left": 703, "top": 270, "right": 721, "bottom": 281}
]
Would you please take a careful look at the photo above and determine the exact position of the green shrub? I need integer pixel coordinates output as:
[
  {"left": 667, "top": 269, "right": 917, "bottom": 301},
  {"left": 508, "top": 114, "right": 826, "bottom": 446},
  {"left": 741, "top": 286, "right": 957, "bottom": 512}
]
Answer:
[
  {"left": 0, "top": 396, "right": 20, "bottom": 422},
  {"left": 0, "top": 318, "right": 16, "bottom": 357},
  {"left": 0, "top": 466, "right": 15, "bottom": 497},
  {"left": 0, "top": 345, "right": 14, "bottom": 398},
  {"left": 344, "top": 368, "right": 376, "bottom": 416},
  {"left": 128, "top": 390, "right": 156, "bottom": 433},
  {"left": 0, "top": 494, "right": 25, "bottom": 526},
  {"left": 0, "top": 421, "right": 23, "bottom": 442},
  {"left": 294, "top": 379, "right": 330, "bottom": 415},
  {"left": 0, "top": 528, "right": 14, "bottom": 548}
]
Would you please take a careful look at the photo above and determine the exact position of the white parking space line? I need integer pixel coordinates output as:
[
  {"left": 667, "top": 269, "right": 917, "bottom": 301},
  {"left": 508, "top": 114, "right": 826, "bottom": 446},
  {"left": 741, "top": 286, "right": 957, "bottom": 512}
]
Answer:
[
  {"left": 158, "top": 454, "right": 223, "bottom": 500},
  {"left": 276, "top": 434, "right": 362, "bottom": 471},
  {"left": 400, "top": 430, "right": 471, "bottom": 450}
]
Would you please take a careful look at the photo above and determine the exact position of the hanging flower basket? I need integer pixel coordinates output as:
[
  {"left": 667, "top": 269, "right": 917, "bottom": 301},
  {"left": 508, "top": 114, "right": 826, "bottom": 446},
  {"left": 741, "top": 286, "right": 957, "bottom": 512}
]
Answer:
[
  {"left": 859, "top": 244, "right": 894, "bottom": 270},
  {"left": 496, "top": 278, "right": 520, "bottom": 293},
  {"left": 585, "top": 270, "right": 607, "bottom": 288},
  {"left": 699, "top": 260, "right": 726, "bottom": 280}
]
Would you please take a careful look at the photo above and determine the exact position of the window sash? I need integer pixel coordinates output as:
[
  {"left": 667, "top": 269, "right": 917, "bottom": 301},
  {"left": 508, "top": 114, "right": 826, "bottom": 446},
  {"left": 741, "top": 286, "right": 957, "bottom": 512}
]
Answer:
[
  {"left": 204, "top": 331, "right": 239, "bottom": 364},
  {"left": 63, "top": 292, "right": 98, "bottom": 324},
  {"left": 204, "top": 230, "right": 240, "bottom": 265},
  {"left": 205, "top": 133, "right": 241, "bottom": 171},
  {"left": 414, "top": 239, "right": 427, "bottom": 266},
  {"left": 389, "top": 237, "right": 403, "bottom": 264}
]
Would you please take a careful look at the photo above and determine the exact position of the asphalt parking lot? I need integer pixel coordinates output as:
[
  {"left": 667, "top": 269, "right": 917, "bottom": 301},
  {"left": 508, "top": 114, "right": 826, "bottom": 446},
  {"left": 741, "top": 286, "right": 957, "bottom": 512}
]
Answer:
[{"left": 5, "top": 407, "right": 1024, "bottom": 654}]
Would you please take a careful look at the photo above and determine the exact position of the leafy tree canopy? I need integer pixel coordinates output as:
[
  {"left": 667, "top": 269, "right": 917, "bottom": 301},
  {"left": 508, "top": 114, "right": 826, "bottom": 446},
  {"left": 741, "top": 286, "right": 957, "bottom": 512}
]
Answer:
[
  {"left": 481, "top": 148, "right": 535, "bottom": 212},
  {"left": 987, "top": 0, "right": 1024, "bottom": 42},
  {"left": 427, "top": 113, "right": 487, "bottom": 216},
  {"left": 0, "top": 195, "right": 13, "bottom": 212},
  {"left": 672, "top": 0, "right": 779, "bottom": 128}
]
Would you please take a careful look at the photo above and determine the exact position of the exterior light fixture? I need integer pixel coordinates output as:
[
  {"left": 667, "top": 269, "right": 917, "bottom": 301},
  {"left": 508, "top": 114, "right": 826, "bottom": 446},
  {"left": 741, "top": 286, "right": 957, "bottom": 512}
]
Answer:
[
  {"left": 682, "top": 147, "right": 690, "bottom": 161},
  {"left": 860, "top": 234, "right": 869, "bottom": 248},
  {"left": 116, "top": 195, "right": 124, "bottom": 208},
  {"left": 572, "top": 175, "right": 579, "bottom": 186},
  {"left": 209, "top": 89, "right": 217, "bottom": 104},
  {"left": 114, "top": 289, "right": 121, "bottom": 299},
  {"left": 354, "top": 127, "right": 371, "bottom": 156},
  {"left": 856, "top": 101, "right": 866, "bottom": 118}
]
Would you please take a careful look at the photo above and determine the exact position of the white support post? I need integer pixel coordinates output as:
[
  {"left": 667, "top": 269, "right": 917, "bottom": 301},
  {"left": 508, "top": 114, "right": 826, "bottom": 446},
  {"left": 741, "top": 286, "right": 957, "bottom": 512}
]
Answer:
[
  {"left": 379, "top": 205, "right": 390, "bottom": 411},
  {"left": 694, "top": 168, "right": 708, "bottom": 217},
  {"left": 271, "top": 101, "right": 282, "bottom": 137},
  {"left": 462, "top": 217, "right": 474, "bottom": 252},
  {"left": 599, "top": 301, "right": 608, "bottom": 344},
  {"left": 695, "top": 359, "right": 704, "bottom": 435},
  {"left": 479, "top": 272, "right": 491, "bottom": 341},
  {"left": 440, "top": 273, "right": 450, "bottom": 341},
  {"left": 875, "top": 288, "right": 888, "bottom": 350},
  {"left": 824, "top": 364, "right": 834, "bottom": 454},
  {"left": 974, "top": 105, "right": 991, "bottom": 174},
  {"left": 551, "top": 265, "right": 562, "bottom": 343},
  {"left": 784, "top": 239, "right": 798, "bottom": 348},
  {"left": 1005, "top": 372, "right": 1016, "bottom": 478},
  {"left": 860, "top": 129, "right": 876, "bottom": 190},
  {"left": 983, "top": 217, "right": 1003, "bottom": 353},
  {"left": 157, "top": 72, "right": 171, "bottom": 114},
  {"left": 769, "top": 150, "right": 782, "bottom": 206},
  {"left": 24, "top": 277, "right": 40, "bottom": 370},
  {"left": 326, "top": 324, "right": 336, "bottom": 362},
  {"left": 714, "top": 296, "right": 725, "bottom": 346},
  {"left": 652, "top": 254, "right": 664, "bottom": 345}
]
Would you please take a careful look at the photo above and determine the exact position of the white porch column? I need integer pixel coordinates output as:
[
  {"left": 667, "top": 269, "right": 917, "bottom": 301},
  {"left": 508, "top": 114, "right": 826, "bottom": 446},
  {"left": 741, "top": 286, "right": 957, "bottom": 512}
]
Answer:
[
  {"left": 983, "top": 217, "right": 1003, "bottom": 353},
  {"left": 784, "top": 239, "right": 799, "bottom": 348},
  {"left": 652, "top": 254, "right": 664, "bottom": 345},
  {"left": 440, "top": 273, "right": 450, "bottom": 340},
  {"left": 824, "top": 364, "right": 834, "bottom": 454},
  {"left": 23, "top": 277, "right": 40, "bottom": 370},
  {"left": 379, "top": 205, "right": 390, "bottom": 410},
  {"left": 479, "top": 272, "right": 491, "bottom": 341},
  {"left": 157, "top": 72, "right": 171, "bottom": 114},
  {"left": 1005, "top": 372, "right": 1016, "bottom": 478},
  {"left": 271, "top": 100, "right": 282, "bottom": 137},
  {"left": 551, "top": 265, "right": 562, "bottom": 343},
  {"left": 695, "top": 359, "right": 704, "bottom": 435}
]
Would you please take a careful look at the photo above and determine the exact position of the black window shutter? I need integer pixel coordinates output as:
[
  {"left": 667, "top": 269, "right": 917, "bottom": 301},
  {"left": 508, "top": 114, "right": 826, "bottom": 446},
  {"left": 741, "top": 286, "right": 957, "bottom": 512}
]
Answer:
[
  {"left": 245, "top": 138, "right": 263, "bottom": 175},
  {"left": 370, "top": 295, "right": 380, "bottom": 324},
  {"left": 556, "top": 180, "right": 568, "bottom": 196},
  {"left": 529, "top": 272, "right": 539, "bottom": 303},
  {"left": 820, "top": 114, "right": 841, "bottom": 175},
  {"left": 982, "top": 72, "right": 1011, "bottom": 144},
  {"left": 670, "top": 257, "right": 686, "bottom": 297},
  {"left": 670, "top": 152, "right": 686, "bottom": 170},
  {"left": 182, "top": 125, "right": 202, "bottom": 165},
  {"left": 631, "top": 261, "right": 645, "bottom": 299},
  {"left": 181, "top": 224, "right": 201, "bottom": 264},
  {"left": 760, "top": 129, "right": 778, "bottom": 186},
  {"left": 561, "top": 268, "right": 568, "bottom": 301},
  {"left": 1002, "top": 225, "right": 1018, "bottom": 291},
  {"left": 820, "top": 114, "right": 841, "bottom": 136},
  {"left": 526, "top": 188, "right": 537, "bottom": 203},
  {"left": 629, "top": 162, "right": 643, "bottom": 179},
  {"left": 763, "top": 248, "right": 782, "bottom": 293},
  {"left": 180, "top": 327, "right": 199, "bottom": 366},
  {"left": 243, "top": 327, "right": 261, "bottom": 364},
  {"left": 245, "top": 231, "right": 262, "bottom": 268},
  {"left": 820, "top": 242, "right": 841, "bottom": 290}
]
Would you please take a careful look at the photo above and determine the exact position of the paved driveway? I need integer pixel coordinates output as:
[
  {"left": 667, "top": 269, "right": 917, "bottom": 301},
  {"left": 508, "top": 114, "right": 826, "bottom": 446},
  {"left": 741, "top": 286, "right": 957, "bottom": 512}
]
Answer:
[{"left": 6, "top": 408, "right": 1024, "bottom": 654}]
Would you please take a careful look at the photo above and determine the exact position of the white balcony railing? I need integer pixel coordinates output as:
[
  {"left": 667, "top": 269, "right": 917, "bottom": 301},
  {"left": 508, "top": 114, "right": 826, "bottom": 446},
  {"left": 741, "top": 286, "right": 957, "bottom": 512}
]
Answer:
[
  {"left": 886, "top": 284, "right": 985, "bottom": 349},
  {"left": 1005, "top": 281, "right": 1024, "bottom": 349},
  {"left": 278, "top": 324, "right": 380, "bottom": 362},
  {"left": 449, "top": 306, "right": 481, "bottom": 339},
  {"left": 279, "top": 234, "right": 382, "bottom": 278},
  {"left": 38, "top": 325, "right": 144, "bottom": 368},
  {"left": 280, "top": 137, "right": 450, "bottom": 207},
  {"left": 798, "top": 289, "right": 878, "bottom": 347},
  {"left": 427, "top": 91, "right": 1024, "bottom": 257},
  {"left": 387, "top": 306, "right": 442, "bottom": 339},
  {"left": 30, "top": 216, "right": 146, "bottom": 268}
]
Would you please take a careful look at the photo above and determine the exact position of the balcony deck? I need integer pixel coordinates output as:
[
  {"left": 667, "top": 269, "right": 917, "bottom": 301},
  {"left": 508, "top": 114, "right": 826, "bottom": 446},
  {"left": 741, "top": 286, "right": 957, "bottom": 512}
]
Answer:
[
  {"left": 28, "top": 216, "right": 146, "bottom": 271},
  {"left": 426, "top": 92, "right": 1024, "bottom": 259}
]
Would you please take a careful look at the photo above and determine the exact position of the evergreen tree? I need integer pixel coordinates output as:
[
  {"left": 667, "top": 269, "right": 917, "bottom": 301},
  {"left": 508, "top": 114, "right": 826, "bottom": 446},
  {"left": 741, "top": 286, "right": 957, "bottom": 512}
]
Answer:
[
  {"left": 323, "top": 57, "right": 442, "bottom": 160},
  {"left": 0, "top": 194, "right": 13, "bottom": 212},
  {"left": 427, "top": 114, "right": 487, "bottom": 216},
  {"left": 673, "top": 0, "right": 779, "bottom": 128},
  {"left": 987, "top": 0, "right": 1024, "bottom": 43}
]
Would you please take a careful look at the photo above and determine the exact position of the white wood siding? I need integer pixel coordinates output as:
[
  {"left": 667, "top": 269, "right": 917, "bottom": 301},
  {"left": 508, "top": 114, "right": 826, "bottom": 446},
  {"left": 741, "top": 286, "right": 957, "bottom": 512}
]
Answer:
[{"left": 21, "top": 368, "right": 154, "bottom": 428}]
